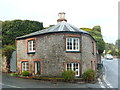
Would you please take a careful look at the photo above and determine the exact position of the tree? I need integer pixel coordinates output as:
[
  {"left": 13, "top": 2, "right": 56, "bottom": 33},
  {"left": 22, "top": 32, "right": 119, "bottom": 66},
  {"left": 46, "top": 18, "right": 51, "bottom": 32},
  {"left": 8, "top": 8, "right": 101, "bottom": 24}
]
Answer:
[
  {"left": 95, "top": 37, "right": 105, "bottom": 54},
  {"left": 105, "top": 43, "right": 119, "bottom": 56},
  {"left": 92, "top": 25, "right": 101, "bottom": 32},
  {"left": 2, "top": 20, "right": 43, "bottom": 46},
  {"left": 81, "top": 25, "right": 105, "bottom": 54},
  {"left": 115, "top": 39, "right": 120, "bottom": 56}
]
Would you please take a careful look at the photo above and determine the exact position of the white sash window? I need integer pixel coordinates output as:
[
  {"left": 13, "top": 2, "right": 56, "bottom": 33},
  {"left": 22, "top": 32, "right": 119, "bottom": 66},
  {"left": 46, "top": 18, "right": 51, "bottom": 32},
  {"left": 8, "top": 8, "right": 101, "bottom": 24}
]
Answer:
[
  {"left": 66, "top": 38, "right": 79, "bottom": 51},
  {"left": 22, "top": 61, "right": 29, "bottom": 72},
  {"left": 66, "top": 63, "right": 80, "bottom": 76},
  {"left": 28, "top": 40, "right": 35, "bottom": 53}
]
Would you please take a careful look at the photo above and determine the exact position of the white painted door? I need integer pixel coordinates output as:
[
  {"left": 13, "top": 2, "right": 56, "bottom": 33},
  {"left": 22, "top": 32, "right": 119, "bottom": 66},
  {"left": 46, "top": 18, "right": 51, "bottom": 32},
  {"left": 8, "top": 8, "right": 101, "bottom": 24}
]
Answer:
[{"left": 35, "top": 61, "right": 40, "bottom": 75}]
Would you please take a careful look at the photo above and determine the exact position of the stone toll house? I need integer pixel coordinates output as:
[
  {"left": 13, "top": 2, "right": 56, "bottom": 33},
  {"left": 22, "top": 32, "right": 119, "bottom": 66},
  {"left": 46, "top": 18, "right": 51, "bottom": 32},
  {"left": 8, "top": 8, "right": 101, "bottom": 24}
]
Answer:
[{"left": 16, "top": 12, "right": 97, "bottom": 77}]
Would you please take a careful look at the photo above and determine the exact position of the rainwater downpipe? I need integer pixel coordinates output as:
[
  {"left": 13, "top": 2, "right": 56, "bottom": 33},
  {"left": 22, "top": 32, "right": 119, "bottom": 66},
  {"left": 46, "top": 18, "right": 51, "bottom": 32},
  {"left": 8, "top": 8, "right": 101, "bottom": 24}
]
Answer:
[{"left": 79, "top": 33, "right": 83, "bottom": 77}]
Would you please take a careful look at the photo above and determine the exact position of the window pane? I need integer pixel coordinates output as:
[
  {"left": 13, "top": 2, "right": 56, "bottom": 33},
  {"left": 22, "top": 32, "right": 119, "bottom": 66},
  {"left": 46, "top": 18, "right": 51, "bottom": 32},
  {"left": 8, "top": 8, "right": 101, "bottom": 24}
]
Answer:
[
  {"left": 66, "top": 38, "right": 79, "bottom": 51},
  {"left": 66, "top": 63, "right": 79, "bottom": 76},
  {"left": 28, "top": 40, "right": 35, "bottom": 52},
  {"left": 33, "top": 40, "right": 35, "bottom": 50},
  {"left": 22, "top": 61, "right": 28, "bottom": 72}
]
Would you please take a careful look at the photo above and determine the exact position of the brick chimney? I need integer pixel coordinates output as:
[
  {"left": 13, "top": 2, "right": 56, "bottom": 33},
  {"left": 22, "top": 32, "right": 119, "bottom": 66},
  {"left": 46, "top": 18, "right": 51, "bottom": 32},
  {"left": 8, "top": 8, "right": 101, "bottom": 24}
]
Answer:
[{"left": 57, "top": 12, "right": 67, "bottom": 22}]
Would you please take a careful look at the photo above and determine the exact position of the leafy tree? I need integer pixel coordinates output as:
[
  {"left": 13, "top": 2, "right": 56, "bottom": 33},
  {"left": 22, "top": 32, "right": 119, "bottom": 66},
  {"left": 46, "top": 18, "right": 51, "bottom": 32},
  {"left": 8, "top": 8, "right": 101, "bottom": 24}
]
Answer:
[
  {"left": 2, "top": 20, "right": 43, "bottom": 46},
  {"left": 81, "top": 26, "right": 105, "bottom": 54},
  {"left": 92, "top": 25, "right": 101, "bottom": 32},
  {"left": 95, "top": 37, "right": 105, "bottom": 54},
  {"left": 115, "top": 39, "right": 120, "bottom": 56},
  {"left": 105, "top": 43, "right": 119, "bottom": 56}
]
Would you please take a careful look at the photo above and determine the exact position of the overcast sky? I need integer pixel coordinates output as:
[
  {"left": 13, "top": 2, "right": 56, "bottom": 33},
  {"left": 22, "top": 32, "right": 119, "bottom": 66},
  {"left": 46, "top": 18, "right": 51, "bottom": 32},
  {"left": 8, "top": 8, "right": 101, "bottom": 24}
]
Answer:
[{"left": 0, "top": 0, "right": 119, "bottom": 44}]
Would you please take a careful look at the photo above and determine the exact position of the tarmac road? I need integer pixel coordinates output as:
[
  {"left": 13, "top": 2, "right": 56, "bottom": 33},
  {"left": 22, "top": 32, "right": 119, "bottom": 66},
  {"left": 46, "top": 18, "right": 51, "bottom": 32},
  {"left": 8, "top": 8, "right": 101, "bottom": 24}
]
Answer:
[{"left": 102, "top": 58, "right": 118, "bottom": 88}]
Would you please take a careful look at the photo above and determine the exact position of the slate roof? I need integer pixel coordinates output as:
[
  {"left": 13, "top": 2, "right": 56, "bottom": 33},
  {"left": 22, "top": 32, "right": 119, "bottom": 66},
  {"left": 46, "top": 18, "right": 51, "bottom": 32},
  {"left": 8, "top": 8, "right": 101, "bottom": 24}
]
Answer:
[{"left": 16, "top": 21, "right": 94, "bottom": 40}]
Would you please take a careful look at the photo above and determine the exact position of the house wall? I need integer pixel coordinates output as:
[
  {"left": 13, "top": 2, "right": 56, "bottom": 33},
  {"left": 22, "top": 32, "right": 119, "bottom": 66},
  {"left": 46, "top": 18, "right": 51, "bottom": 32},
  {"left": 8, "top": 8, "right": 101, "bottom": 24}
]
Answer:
[
  {"left": 81, "top": 34, "right": 97, "bottom": 73},
  {"left": 16, "top": 33, "right": 96, "bottom": 77}
]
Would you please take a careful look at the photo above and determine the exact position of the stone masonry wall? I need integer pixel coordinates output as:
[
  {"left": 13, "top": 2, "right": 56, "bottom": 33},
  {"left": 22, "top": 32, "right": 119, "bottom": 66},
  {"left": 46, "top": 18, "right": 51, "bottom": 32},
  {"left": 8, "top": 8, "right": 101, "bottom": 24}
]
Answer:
[
  {"left": 81, "top": 34, "right": 96, "bottom": 74},
  {"left": 16, "top": 33, "right": 97, "bottom": 77}
]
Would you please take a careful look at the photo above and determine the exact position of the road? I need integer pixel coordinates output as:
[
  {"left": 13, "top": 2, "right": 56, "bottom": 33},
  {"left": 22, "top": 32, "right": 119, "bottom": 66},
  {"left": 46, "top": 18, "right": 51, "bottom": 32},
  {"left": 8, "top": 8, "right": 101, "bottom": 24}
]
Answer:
[
  {"left": 1, "top": 73, "right": 101, "bottom": 89},
  {"left": 102, "top": 58, "right": 119, "bottom": 88}
]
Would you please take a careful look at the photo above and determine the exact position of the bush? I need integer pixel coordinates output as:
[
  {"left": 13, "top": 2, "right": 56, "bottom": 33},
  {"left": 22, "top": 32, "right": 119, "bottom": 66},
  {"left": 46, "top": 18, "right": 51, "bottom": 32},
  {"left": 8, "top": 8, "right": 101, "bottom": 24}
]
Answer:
[
  {"left": 10, "top": 73, "right": 18, "bottom": 77},
  {"left": 18, "top": 74, "right": 24, "bottom": 77},
  {"left": 82, "top": 69, "right": 96, "bottom": 82},
  {"left": 21, "top": 71, "right": 30, "bottom": 76},
  {"left": 62, "top": 70, "right": 75, "bottom": 81}
]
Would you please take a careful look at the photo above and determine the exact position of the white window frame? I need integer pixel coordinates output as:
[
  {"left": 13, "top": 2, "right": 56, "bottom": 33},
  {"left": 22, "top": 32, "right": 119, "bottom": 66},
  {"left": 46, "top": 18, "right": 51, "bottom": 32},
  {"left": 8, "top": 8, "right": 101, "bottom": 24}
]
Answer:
[
  {"left": 22, "top": 61, "right": 29, "bottom": 72},
  {"left": 28, "top": 40, "right": 35, "bottom": 53},
  {"left": 66, "top": 63, "right": 80, "bottom": 76},
  {"left": 66, "top": 38, "right": 80, "bottom": 51}
]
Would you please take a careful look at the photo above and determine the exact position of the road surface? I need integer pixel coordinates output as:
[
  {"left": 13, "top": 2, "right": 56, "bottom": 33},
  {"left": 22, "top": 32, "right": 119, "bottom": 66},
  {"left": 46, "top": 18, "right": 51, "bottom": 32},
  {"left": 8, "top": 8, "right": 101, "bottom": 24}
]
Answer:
[
  {"left": 1, "top": 73, "right": 101, "bottom": 88},
  {"left": 102, "top": 58, "right": 119, "bottom": 88}
]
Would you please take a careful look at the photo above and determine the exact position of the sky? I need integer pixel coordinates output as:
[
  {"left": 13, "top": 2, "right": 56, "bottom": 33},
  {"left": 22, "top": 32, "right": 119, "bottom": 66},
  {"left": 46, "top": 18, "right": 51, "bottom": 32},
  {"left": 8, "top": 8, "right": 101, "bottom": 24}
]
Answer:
[{"left": 0, "top": 0, "right": 119, "bottom": 44}]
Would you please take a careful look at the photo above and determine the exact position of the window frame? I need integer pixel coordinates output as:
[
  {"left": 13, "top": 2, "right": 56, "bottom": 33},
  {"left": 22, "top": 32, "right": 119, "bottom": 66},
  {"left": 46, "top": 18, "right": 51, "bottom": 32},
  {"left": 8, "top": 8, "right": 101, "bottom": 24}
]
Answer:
[
  {"left": 27, "top": 39, "right": 36, "bottom": 53},
  {"left": 66, "top": 37, "right": 80, "bottom": 51},
  {"left": 21, "top": 61, "right": 29, "bottom": 72},
  {"left": 66, "top": 63, "right": 80, "bottom": 76}
]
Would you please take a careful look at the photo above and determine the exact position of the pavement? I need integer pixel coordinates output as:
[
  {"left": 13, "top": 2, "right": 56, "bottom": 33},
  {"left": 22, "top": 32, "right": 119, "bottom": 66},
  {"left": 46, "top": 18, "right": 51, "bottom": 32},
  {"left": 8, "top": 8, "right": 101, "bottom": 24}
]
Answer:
[{"left": 1, "top": 73, "right": 102, "bottom": 89}]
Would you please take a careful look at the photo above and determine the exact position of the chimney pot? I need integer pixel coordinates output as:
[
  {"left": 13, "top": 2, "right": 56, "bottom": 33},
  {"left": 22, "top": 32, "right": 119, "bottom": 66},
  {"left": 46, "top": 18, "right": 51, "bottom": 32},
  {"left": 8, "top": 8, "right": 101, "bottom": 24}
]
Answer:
[{"left": 57, "top": 12, "right": 67, "bottom": 22}]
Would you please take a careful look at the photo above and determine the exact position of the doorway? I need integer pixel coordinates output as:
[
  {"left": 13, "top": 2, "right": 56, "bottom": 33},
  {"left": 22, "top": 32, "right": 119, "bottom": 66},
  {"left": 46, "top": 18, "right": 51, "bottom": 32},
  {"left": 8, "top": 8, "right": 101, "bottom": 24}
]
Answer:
[{"left": 34, "top": 61, "right": 40, "bottom": 75}]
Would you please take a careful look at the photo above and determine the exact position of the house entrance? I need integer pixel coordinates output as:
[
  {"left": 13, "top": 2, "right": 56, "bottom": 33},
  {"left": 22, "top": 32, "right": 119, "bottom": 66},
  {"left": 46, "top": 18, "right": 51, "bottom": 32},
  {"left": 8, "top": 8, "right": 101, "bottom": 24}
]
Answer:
[{"left": 34, "top": 61, "right": 40, "bottom": 75}]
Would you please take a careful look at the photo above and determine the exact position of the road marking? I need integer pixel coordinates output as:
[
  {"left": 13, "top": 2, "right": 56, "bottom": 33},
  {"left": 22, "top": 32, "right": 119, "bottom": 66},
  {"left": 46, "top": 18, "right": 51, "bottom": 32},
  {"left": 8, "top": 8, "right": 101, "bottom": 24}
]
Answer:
[
  {"left": 0, "top": 83, "right": 22, "bottom": 88},
  {"left": 98, "top": 78, "right": 105, "bottom": 88},
  {"left": 103, "top": 75, "right": 113, "bottom": 88},
  {"left": 103, "top": 65, "right": 113, "bottom": 88}
]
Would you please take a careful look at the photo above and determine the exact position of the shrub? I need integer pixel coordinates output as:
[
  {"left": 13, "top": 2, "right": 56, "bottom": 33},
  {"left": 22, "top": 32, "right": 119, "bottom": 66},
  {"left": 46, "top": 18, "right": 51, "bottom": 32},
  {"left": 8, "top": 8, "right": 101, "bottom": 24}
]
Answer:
[
  {"left": 10, "top": 73, "right": 18, "bottom": 77},
  {"left": 62, "top": 70, "right": 75, "bottom": 81},
  {"left": 21, "top": 71, "right": 30, "bottom": 76},
  {"left": 18, "top": 74, "right": 24, "bottom": 77},
  {"left": 82, "top": 69, "right": 96, "bottom": 82}
]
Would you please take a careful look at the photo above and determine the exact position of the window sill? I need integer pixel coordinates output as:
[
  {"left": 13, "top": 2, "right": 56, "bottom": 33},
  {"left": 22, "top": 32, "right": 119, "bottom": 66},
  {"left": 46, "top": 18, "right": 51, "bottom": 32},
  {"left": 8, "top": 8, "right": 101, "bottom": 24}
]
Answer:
[
  {"left": 27, "top": 52, "right": 35, "bottom": 54},
  {"left": 65, "top": 51, "right": 81, "bottom": 53}
]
